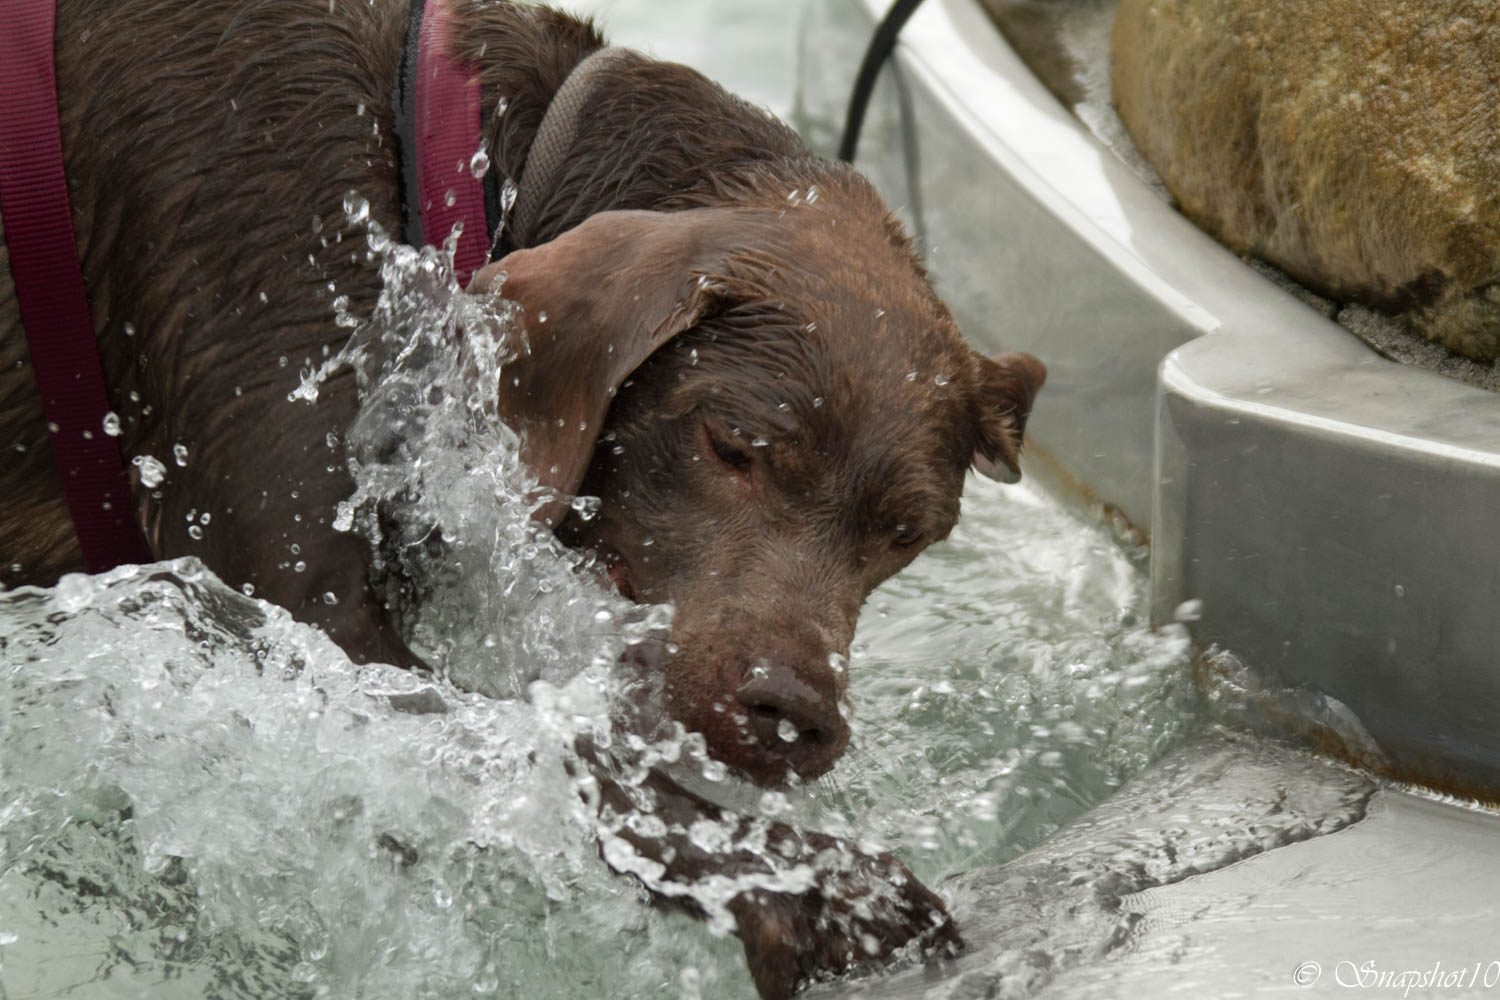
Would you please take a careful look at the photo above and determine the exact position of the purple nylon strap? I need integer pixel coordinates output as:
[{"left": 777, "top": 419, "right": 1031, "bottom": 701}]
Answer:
[
  {"left": 415, "top": 0, "right": 488, "bottom": 285},
  {"left": 0, "top": 0, "right": 151, "bottom": 571}
]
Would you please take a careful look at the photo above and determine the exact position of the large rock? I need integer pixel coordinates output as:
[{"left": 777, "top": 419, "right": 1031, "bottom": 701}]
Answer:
[{"left": 1111, "top": 0, "right": 1500, "bottom": 362}]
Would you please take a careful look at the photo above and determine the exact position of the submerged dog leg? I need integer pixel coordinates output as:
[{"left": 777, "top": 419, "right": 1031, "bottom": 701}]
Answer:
[{"left": 571, "top": 741, "right": 962, "bottom": 999}]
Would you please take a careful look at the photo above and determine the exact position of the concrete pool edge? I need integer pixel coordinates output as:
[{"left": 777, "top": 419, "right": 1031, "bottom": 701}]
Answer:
[{"left": 798, "top": 0, "right": 1500, "bottom": 792}]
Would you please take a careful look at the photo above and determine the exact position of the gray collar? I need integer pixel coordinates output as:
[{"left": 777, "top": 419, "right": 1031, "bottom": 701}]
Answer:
[{"left": 510, "top": 46, "right": 632, "bottom": 243}]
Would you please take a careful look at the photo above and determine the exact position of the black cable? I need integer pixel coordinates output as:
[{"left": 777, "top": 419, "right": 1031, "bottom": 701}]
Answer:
[{"left": 838, "top": 0, "right": 930, "bottom": 163}]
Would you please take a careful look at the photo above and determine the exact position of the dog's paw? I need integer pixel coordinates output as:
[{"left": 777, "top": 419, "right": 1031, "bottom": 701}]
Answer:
[{"left": 729, "top": 845, "right": 962, "bottom": 999}]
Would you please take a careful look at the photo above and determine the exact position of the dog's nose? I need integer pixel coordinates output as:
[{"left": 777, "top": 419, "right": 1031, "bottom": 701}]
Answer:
[{"left": 735, "top": 659, "right": 845, "bottom": 765}]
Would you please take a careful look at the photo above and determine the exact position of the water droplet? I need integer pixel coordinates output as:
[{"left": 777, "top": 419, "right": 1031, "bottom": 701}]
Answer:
[
  {"left": 123, "top": 321, "right": 136, "bottom": 337},
  {"left": 323, "top": 591, "right": 338, "bottom": 605},
  {"left": 342, "top": 192, "right": 370, "bottom": 225},
  {"left": 355, "top": 101, "right": 365, "bottom": 117},
  {"left": 751, "top": 437, "right": 769, "bottom": 448},
  {"left": 934, "top": 373, "right": 951, "bottom": 386},
  {"left": 200, "top": 512, "right": 211, "bottom": 525},
  {"left": 537, "top": 311, "right": 547, "bottom": 323},
  {"left": 293, "top": 561, "right": 306, "bottom": 573},
  {"left": 812, "top": 396, "right": 824, "bottom": 408},
  {"left": 101, "top": 412, "right": 121, "bottom": 436},
  {"left": 689, "top": 348, "right": 699, "bottom": 365},
  {"left": 444, "top": 189, "right": 457, "bottom": 208},
  {"left": 241, "top": 582, "right": 255, "bottom": 596},
  {"left": 188, "top": 524, "right": 204, "bottom": 541},
  {"left": 469, "top": 148, "right": 490, "bottom": 178},
  {"left": 874, "top": 308, "right": 886, "bottom": 318},
  {"left": 776, "top": 718, "right": 798, "bottom": 743},
  {"left": 806, "top": 185, "right": 819, "bottom": 203},
  {"left": 133, "top": 454, "right": 166, "bottom": 487},
  {"left": 172, "top": 443, "right": 189, "bottom": 466},
  {"left": 1173, "top": 599, "right": 1204, "bottom": 622},
  {"left": 804, "top": 321, "right": 817, "bottom": 333},
  {"left": 1394, "top": 584, "right": 1405, "bottom": 598},
  {"left": 290, "top": 543, "right": 301, "bottom": 555}
]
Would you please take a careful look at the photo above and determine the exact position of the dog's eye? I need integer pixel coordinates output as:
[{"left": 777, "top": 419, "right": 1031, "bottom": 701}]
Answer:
[
  {"left": 893, "top": 523, "right": 923, "bottom": 548},
  {"left": 709, "top": 434, "right": 752, "bottom": 472}
]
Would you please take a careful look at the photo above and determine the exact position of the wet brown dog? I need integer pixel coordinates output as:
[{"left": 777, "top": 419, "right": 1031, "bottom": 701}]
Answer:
[{"left": 0, "top": 1, "right": 1043, "bottom": 994}]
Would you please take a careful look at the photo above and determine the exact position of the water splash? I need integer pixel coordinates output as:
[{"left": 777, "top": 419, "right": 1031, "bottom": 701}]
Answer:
[{"left": 0, "top": 201, "right": 1197, "bottom": 998}]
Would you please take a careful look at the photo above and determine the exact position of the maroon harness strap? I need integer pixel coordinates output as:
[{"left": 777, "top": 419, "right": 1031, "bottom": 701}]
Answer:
[
  {"left": 413, "top": 0, "right": 489, "bottom": 285},
  {"left": 0, "top": 0, "right": 152, "bottom": 571}
]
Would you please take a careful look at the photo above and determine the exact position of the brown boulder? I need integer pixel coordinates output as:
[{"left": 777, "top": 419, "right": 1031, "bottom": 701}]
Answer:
[{"left": 1111, "top": 0, "right": 1500, "bottom": 362}]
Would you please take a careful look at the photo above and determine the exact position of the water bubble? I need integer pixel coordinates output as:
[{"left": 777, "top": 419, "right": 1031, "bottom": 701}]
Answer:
[
  {"left": 444, "top": 189, "right": 457, "bottom": 208},
  {"left": 123, "top": 321, "right": 136, "bottom": 337},
  {"left": 469, "top": 149, "right": 490, "bottom": 179},
  {"left": 759, "top": 789, "right": 791, "bottom": 813},
  {"left": 133, "top": 454, "right": 166, "bottom": 487},
  {"left": 188, "top": 525, "right": 204, "bottom": 541},
  {"left": 332, "top": 501, "right": 354, "bottom": 533},
  {"left": 934, "top": 374, "right": 951, "bottom": 386},
  {"left": 172, "top": 443, "right": 189, "bottom": 466},
  {"left": 812, "top": 396, "right": 824, "bottom": 408},
  {"left": 323, "top": 592, "right": 338, "bottom": 605},
  {"left": 101, "top": 412, "right": 121, "bottom": 436},
  {"left": 293, "top": 561, "right": 307, "bottom": 573},
  {"left": 53, "top": 573, "right": 95, "bottom": 613},
  {"left": 241, "top": 582, "right": 256, "bottom": 596},
  {"left": 905, "top": 370, "right": 919, "bottom": 381}
]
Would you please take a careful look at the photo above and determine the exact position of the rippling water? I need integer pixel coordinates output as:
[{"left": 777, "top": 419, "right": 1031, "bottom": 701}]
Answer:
[{"left": 0, "top": 208, "right": 1195, "bottom": 998}]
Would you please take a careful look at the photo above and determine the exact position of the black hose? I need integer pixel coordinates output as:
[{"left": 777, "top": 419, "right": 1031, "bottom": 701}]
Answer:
[{"left": 838, "top": 0, "right": 930, "bottom": 163}]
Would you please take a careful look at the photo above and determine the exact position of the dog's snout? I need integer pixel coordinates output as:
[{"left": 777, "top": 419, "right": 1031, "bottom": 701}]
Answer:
[{"left": 735, "top": 660, "right": 845, "bottom": 762}]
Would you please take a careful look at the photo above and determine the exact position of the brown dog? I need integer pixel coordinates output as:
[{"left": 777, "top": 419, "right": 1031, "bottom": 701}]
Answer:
[{"left": 0, "top": 1, "right": 1043, "bottom": 994}]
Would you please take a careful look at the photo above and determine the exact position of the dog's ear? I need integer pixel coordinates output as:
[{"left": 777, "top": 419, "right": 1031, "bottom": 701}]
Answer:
[
  {"left": 970, "top": 351, "right": 1047, "bottom": 484},
  {"left": 468, "top": 208, "right": 755, "bottom": 525}
]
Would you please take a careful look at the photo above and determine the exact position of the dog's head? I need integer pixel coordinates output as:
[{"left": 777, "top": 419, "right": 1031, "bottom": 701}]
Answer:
[{"left": 470, "top": 173, "right": 1044, "bottom": 786}]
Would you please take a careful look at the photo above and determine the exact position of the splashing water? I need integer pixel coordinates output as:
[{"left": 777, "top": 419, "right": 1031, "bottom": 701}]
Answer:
[{"left": 0, "top": 207, "right": 1196, "bottom": 997}]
